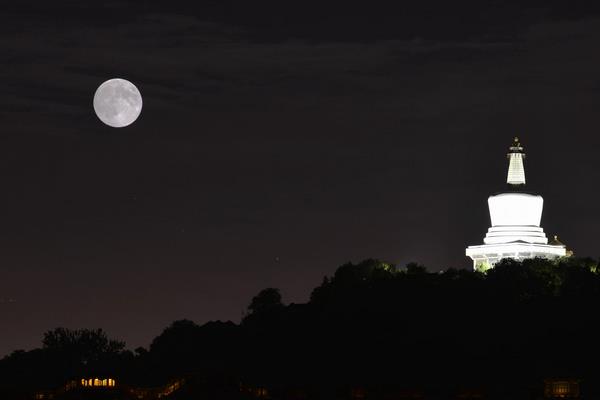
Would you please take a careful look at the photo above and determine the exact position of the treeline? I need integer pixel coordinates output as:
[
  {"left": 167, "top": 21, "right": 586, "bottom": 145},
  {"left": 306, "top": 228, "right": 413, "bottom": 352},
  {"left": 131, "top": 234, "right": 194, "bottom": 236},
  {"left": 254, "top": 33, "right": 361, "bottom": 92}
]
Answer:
[{"left": 2, "top": 257, "right": 600, "bottom": 398}]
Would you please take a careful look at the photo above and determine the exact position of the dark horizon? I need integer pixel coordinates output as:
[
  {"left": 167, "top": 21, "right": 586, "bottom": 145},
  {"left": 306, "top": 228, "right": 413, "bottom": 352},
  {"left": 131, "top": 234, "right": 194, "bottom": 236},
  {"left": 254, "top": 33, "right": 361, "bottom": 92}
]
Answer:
[
  {"left": 3, "top": 1, "right": 600, "bottom": 356},
  {"left": 2, "top": 258, "right": 599, "bottom": 399}
]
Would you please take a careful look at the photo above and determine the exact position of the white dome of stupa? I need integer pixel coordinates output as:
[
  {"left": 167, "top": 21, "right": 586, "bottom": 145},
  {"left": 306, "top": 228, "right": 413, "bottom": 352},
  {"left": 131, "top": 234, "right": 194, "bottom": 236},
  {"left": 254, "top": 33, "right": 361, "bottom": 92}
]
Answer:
[{"left": 484, "top": 192, "right": 547, "bottom": 245}]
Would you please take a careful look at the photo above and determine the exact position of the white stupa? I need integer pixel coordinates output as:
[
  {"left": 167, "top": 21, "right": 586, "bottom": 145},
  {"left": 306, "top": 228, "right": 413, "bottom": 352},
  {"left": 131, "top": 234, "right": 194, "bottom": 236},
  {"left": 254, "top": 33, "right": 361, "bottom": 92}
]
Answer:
[{"left": 465, "top": 137, "right": 567, "bottom": 271}]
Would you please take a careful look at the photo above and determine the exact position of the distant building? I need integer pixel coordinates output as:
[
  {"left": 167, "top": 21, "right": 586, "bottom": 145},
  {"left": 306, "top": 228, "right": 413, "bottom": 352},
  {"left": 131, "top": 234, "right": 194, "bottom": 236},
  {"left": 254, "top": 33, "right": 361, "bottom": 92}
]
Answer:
[
  {"left": 80, "top": 377, "right": 116, "bottom": 388},
  {"left": 466, "top": 138, "right": 568, "bottom": 270},
  {"left": 32, "top": 377, "right": 184, "bottom": 400},
  {"left": 33, "top": 378, "right": 117, "bottom": 399},
  {"left": 544, "top": 379, "right": 581, "bottom": 399}
]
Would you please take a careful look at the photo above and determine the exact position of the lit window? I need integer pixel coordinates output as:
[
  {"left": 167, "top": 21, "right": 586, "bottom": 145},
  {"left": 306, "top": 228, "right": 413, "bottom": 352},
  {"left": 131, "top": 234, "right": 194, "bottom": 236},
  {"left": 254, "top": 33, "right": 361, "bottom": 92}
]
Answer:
[{"left": 553, "top": 383, "right": 569, "bottom": 395}]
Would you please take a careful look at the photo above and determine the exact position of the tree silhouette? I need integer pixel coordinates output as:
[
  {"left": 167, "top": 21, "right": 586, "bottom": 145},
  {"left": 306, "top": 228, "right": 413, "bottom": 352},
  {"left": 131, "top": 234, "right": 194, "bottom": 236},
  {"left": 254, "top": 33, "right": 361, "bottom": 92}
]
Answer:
[
  {"left": 42, "top": 327, "right": 125, "bottom": 365},
  {"left": 247, "top": 288, "right": 283, "bottom": 316}
]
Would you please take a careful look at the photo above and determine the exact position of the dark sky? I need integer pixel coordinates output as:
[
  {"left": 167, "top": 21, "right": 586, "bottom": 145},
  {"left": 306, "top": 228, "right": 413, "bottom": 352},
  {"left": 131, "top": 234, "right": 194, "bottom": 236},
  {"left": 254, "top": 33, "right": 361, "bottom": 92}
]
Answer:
[{"left": 2, "top": 1, "right": 600, "bottom": 356}]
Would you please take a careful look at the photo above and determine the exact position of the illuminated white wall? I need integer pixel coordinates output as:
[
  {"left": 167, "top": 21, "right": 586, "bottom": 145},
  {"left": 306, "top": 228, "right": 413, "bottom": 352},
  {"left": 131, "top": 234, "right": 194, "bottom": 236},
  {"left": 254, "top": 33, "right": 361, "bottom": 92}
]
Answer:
[
  {"left": 488, "top": 193, "right": 543, "bottom": 227},
  {"left": 466, "top": 242, "right": 566, "bottom": 270}
]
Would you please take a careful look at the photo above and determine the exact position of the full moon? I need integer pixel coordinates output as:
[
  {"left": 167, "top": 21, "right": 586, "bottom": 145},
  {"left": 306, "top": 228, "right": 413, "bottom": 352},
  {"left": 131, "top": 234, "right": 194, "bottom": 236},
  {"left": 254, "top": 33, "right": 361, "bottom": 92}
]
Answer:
[{"left": 93, "top": 78, "right": 142, "bottom": 128}]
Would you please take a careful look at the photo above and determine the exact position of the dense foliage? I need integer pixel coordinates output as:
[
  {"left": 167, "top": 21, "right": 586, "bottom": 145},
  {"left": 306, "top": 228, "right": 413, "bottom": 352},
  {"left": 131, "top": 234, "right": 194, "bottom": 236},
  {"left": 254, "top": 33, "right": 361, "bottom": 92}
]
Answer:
[{"left": 2, "top": 257, "right": 600, "bottom": 398}]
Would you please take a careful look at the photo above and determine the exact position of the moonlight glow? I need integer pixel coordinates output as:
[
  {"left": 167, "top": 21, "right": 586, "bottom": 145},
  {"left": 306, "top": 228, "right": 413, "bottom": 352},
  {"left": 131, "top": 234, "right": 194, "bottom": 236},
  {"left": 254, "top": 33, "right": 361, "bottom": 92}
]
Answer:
[{"left": 93, "top": 78, "right": 142, "bottom": 128}]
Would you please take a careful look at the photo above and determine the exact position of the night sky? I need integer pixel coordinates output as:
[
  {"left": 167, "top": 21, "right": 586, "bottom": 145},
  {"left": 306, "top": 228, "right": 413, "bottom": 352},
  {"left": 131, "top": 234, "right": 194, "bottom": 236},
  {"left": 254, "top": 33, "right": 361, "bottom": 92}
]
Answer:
[{"left": 2, "top": 1, "right": 600, "bottom": 356}]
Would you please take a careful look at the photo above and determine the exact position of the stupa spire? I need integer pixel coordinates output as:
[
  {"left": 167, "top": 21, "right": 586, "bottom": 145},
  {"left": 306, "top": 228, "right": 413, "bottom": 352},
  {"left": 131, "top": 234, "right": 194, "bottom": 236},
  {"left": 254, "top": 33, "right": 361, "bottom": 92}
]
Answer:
[{"left": 507, "top": 137, "right": 526, "bottom": 186}]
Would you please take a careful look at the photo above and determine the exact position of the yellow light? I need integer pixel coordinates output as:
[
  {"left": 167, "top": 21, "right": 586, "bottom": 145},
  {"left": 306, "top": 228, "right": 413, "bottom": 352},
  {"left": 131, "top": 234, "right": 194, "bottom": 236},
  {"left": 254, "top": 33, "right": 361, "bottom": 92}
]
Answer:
[{"left": 79, "top": 377, "right": 116, "bottom": 388}]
